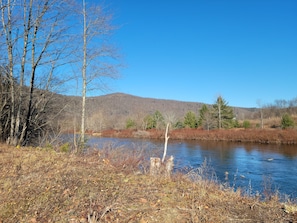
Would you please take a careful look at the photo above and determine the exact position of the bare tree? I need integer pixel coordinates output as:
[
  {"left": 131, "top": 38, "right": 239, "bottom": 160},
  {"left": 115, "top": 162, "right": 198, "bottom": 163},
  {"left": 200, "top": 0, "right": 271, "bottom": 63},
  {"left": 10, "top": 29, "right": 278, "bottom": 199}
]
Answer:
[
  {"left": 0, "top": 0, "right": 73, "bottom": 145},
  {"left": 257, "top": 99, "right": 264, "bottom": 129},
  {"left": 75, "top": 0, "right": 120, "bottom": 149},
  {"left": 163, "top": 111, "right": 177, "bottom": 128},
  {"left": 198, "top": 104, "right": 215, "bottom": 130},
  {"left": 288, "top": 97, "right": 297, "bottom": 115},
  {"left": 87, "top": 112, "right": 104, "bottom": 132}
]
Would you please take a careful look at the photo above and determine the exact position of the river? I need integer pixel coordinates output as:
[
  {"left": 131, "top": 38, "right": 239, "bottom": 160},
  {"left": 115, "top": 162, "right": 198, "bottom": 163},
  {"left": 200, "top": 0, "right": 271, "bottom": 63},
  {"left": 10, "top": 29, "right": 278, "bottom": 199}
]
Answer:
[{"left": 86, "top": 136, "right": 297, "bottom": 200}]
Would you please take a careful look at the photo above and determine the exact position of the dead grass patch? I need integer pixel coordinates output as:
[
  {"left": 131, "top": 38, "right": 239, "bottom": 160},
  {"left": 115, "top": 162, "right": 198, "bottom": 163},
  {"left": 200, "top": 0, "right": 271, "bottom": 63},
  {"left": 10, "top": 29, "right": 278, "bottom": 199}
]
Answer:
[{"left": 0, "top": 144, "right": 296, "bottom": 222}]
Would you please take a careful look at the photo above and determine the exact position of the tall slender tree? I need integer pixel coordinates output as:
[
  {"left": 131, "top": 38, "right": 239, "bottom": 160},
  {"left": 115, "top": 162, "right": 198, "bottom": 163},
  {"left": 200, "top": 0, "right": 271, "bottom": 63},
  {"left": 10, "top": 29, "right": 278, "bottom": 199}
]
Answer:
[
  {"left": 257, "top": 99, "right": 264, "bottom": 129},
  {"left": 76, "top": 0, "right": 120, "bottom": 150},
  {"left": 81, "top": 0, "right": 87, "bottom": 147},
  {"left": 213, "top": 96, "right": 234, "bottom": 129}
]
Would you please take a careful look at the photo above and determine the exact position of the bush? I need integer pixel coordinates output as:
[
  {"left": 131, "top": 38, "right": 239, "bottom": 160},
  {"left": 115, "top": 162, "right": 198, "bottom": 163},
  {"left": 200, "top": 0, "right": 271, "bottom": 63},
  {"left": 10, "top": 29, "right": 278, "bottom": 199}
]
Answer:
[
  {"left": 60, "top": 142, "right": 70, "bottom": 153},
  {"left": 174, "top": 121, "right": 184, "bottom": 129},
  {"left": 243, "top": 120, "right": 251, "bottom": 129},
  {"left": 184, "top": 111, "right": 197, "bottom": 128},
  {"left": 126, "top": 118, "right": 136, "bottom": 129},
  {"left": 232, "top": 119, "right": 240, "bottom": 128},
  {"left": 281, "top": 114, "right": 295, "bottom": 129}
]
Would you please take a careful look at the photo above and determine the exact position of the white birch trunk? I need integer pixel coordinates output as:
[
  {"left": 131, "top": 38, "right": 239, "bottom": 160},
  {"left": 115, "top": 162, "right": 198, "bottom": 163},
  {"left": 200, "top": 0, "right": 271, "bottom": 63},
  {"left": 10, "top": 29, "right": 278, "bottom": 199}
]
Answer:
[
  {"left": 80, "top": 0, "right": 87, "bottom": 148},
  {"left": 161, "top": 123, "right": 170, "bottom": 163}
]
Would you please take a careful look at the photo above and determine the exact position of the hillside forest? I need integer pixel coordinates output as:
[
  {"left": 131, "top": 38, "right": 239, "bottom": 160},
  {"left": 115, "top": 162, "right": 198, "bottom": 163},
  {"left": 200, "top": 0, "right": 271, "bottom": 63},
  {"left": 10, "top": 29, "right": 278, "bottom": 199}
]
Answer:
[{"left": 61, "top": 93, "right": 297, "bottom": 133}]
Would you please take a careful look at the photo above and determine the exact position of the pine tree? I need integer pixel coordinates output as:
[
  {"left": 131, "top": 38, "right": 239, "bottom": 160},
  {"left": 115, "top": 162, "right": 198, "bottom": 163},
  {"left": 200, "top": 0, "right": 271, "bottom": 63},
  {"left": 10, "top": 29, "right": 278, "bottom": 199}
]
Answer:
[
  {"left": 281, "top": 113, "right": 295, "bottom": 129},
  {"left": 184, "top": 111, "right": 197, "bottom": 128},
  {"left": 212, "top": 96, "right": 234, "bottom": 129}
]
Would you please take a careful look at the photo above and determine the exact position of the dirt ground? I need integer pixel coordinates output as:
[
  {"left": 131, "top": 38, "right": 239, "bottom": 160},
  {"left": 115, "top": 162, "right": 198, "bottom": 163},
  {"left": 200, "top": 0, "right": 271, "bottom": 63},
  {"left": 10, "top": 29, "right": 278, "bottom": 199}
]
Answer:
[{"left": 1, "top": 144, "right": 297, "bottom": 222}]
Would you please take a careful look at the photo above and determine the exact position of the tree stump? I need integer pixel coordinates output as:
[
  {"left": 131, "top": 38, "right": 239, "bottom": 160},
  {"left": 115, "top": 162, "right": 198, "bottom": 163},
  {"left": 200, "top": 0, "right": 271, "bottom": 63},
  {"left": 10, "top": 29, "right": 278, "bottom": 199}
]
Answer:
[
  {"left": 165, "top": 156, "right": 174, "bottom": 178},
  {"left": 150, "top": 157, "right": 161, "bottom": 176},
  {"left": 150, "top": 123, "right": 174, "bottom": 178},
  {"left": 150, "top": 156, "right": 174, "bottom": 178}
]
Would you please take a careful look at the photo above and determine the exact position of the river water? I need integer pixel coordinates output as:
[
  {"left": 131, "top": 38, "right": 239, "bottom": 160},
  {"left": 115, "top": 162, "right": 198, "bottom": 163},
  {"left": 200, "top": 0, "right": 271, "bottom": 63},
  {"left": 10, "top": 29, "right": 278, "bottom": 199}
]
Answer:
[{"left": 87, "top": 136, "right": 297, "bottom": 200}]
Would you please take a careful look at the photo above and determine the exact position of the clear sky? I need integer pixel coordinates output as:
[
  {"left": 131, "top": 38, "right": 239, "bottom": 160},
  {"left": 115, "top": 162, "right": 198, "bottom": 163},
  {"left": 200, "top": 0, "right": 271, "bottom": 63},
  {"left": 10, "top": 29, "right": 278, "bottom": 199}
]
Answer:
[{"left": 91, "top": 0, "right": 297, "bottom": 108}]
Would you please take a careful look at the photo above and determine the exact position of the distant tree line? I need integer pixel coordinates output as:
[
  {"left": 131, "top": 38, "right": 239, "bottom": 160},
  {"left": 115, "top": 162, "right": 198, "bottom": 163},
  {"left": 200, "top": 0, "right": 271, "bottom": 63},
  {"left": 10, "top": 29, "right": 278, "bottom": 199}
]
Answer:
[
  {"left": 125, "top": 96, "right": 236, "bottom": 130},
  {"left": 258, "top": 98, "right": 297, "bottom": 129},
  {"left": 125, "top": 96, "right": 297, "bottom": 131}
]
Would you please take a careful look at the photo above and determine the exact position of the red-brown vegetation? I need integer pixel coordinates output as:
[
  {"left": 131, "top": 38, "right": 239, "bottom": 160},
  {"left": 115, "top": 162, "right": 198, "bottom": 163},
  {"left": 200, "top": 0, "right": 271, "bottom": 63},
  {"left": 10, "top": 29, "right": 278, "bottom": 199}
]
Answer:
[{"left": 99, "top": 128, "right": 297, "bottom": 145}]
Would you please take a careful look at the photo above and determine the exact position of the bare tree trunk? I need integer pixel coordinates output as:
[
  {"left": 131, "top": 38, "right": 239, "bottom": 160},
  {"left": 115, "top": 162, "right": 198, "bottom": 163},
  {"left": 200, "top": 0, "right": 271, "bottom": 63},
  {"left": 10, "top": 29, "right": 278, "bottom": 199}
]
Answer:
[
  {"left": 20, "top": 0, "right": 51, "bottom": 145},
  {"left": 1, "top": 0, "right": 16, "bottom": 145},
  {"left": 73, "top": 114, "right": 78, "bottom": 152},
  {"left": 77, "top": 0, "right": 119, "bottom": 151},
  {"left": 218, "top": 102, "right": 222, "bottom": 129},
  {"left": 150, "top": 123, "right": 174, "bottom": 178},
  {"left": 80, "top": 0, "right": 87, "bottom": 150},
  {"left": 162, "top": 123, "right": 170, "bottom": 163},
  {"left": 16, "top": 0, "right": 33, "bottom": 145},
  {"left": 260, "top": 108, "right": 264, "bottom": 129},
  {"left": 257, "top": 100, "right": 264, "bottom": 129}
]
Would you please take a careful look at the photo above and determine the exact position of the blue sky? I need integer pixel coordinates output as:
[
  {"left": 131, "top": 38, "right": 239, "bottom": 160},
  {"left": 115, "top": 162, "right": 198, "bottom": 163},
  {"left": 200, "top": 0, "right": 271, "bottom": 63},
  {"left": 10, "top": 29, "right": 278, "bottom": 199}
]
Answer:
[{"left": 90, "top": 0, "right": 297, "bottom": 108}]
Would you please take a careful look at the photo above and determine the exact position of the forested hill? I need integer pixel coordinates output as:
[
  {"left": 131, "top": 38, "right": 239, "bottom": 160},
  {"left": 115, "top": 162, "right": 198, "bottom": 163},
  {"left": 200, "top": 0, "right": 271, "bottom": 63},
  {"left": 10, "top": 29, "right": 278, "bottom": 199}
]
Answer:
[{"left": 61, "top": 93, "right": 256, "bottom": 131}]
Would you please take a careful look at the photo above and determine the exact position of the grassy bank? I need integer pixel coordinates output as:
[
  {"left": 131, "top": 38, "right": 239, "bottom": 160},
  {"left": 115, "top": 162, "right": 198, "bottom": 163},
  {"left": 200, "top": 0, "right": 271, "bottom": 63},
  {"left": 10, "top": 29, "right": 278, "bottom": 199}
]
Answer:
[
  {"left": 99, "top": 129, "right": 297, "bottom": 145},
  {"left": 0, "top": 144, "right": 297, "bottom": 222}
]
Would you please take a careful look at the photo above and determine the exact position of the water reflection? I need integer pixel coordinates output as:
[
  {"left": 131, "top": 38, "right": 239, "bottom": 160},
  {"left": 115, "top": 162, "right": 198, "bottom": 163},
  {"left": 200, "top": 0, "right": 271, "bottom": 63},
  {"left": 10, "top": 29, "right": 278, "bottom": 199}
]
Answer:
[{"left": 87, "top": 137, "right": 297, "bottom": 199}]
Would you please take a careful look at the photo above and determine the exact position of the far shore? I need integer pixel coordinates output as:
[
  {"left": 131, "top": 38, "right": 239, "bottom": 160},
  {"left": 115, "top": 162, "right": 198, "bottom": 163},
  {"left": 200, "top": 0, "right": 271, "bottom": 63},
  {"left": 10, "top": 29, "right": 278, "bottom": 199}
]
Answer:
[{"left": 94, "top": 128, "right": 297, "bottom": 145}]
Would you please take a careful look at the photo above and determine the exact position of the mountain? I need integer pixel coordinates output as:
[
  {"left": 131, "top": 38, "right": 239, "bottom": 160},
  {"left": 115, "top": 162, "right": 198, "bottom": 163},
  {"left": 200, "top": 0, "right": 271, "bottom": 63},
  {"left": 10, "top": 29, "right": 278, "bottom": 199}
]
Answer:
[{"left": 60, "top": 93, "right": 257, "bottom": 131}]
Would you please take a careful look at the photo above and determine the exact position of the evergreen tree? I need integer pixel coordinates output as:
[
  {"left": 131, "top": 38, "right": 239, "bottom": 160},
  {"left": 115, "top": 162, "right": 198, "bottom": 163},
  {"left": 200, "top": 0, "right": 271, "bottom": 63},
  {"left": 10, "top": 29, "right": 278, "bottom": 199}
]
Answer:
[
  {"left": 153, "top": 110, "right": 165, "bottom": 129},
  {"left": 174, "top": 120, "right": 185, "bottom": 129},
  {"left": 143, "top": 114, "right": 155, "bottom": 129},
  {"left": 212, "top": 96, "right": 234, "bottom": 129},
  {"left": 143, "top": 111, "right": 164, "bottom": 129},
  {"left": 184, "top": 111, "right": 197, "bottom": 128},
  {"left": 281, "top": 113, "right": 295, "bottom": 129}
]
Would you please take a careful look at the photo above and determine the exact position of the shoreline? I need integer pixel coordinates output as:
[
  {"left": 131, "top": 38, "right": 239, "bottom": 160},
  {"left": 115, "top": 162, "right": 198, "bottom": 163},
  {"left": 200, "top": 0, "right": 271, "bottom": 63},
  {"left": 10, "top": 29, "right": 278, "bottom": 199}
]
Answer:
[{"left": 97, "top": 128, "right": 297, "bottom": 145}]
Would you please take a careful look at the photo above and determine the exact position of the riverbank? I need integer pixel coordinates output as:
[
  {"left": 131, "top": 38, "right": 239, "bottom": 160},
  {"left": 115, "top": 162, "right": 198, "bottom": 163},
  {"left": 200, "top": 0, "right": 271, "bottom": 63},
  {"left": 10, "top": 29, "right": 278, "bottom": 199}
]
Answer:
[
  {"left": 1, "top": 144, "right": 296, "bottom": 222},
  {"left": 99, "top": 128, "right": 297, "bottom": 145}
]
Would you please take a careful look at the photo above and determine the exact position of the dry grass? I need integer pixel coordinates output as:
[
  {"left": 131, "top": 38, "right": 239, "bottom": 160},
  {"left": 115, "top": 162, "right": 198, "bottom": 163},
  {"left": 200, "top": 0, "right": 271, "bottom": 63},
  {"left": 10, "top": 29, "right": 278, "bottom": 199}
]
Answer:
[
  {"left": 0, "top": 144, "right": 297, "bottom": 223},
  {"left": 101, "top": 129, "right": 297, "bottom": 145}
]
